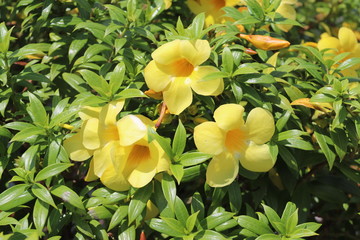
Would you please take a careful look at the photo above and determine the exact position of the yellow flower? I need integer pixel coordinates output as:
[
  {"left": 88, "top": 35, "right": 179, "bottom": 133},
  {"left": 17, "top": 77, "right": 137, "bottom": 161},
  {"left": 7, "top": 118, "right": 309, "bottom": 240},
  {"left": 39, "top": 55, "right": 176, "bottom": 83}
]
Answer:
[
  {"left": 64, "top": 102, "right": 170, "bottom": 191},
  {"left": 318, "top": 27, "right": 360, "bottom": 77},
  {"left": 194, "top": 104, "right": 276, "bottom": 187},
  {"left": 187, "top": 0, "right": 241, "bottom": 27},
  {"left": 144, "top": 39, "right": 224, "bottom": 115},
  {"left": 164, "top": 0, "right": 172, "bottom": 9}
]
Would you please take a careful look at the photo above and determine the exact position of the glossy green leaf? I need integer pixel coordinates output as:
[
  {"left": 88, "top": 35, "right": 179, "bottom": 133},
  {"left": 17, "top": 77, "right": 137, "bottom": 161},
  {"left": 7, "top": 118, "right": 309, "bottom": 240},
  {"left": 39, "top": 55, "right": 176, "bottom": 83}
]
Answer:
[
  {"left": 128, "top": 183, "right": 152, "bottom": 224},
  {"left": 172, "top": 120, "right": 186, "bottom": 156},
  {"left": 108, "top": 205, "right": 128, "bottom": 231},
  {"left": 51, "top": 185, "right": 85, "bottom": 211},
  {"left": 31, "top": 183, "right": 57, "bottom": 208},
  {"left": 27, "top": 92, "right": 48, "bottom": 126},
  {"left": 35, "top": 163, "right": 73, "bottom": 182},
  {"left": 33, "top": 199, "right": 49, "bottom": 235},
  {"left": 179, "top": 152, "right": 212, "bottom": 167}
]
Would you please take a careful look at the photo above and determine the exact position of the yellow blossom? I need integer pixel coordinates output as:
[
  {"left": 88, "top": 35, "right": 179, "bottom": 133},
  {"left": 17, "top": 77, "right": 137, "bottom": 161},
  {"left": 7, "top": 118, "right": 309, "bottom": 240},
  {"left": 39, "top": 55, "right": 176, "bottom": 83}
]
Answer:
[
  {"left": 63, "top": 102, "right": 170, "bottom": 191},
  {"left": 186, "top": 0, "right": 241, "bottom": 27},
  {"left": 194, "top": 104, "right": 276, "bottom": 187},
  {"left": 164, "top": 0, "right": 172, "bottom": 9},
  {"left": 317, "top": 27, "right": 360, "bottom": 77},
  {"left": 144, "top": 39, "right": 224, "bottom": 115}
]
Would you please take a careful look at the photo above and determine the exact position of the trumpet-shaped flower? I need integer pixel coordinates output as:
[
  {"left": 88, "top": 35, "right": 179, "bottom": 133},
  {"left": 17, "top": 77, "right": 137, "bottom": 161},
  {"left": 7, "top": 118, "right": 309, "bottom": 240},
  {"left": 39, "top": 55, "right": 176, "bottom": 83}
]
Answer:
[
  {"left": 63, "top": 102, "right": 170, "bottom": 191},
  {"left": 144, "top": 39, "right": 224, "bottom": 115},
  {"left": 194, "top": 104, "right": 276, "bottom": 187},
  {"left": 187, "top": 0, "right": 241, "bottom": 27},
  {"left": 318, "top": 27, "right": 360, "bottom": 77}
]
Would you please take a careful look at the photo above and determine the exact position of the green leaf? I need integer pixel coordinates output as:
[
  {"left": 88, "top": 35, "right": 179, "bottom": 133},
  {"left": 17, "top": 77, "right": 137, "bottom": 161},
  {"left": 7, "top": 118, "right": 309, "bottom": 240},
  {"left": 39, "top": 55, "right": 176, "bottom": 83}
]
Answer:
[
  {"left": 109, "top": 62, "right": 126, "bottom": 95},
  {"left": 0, "top": 22, "right": 14, "bottom": 53},
  {"left": 118, "top": 225, "right": 136, "bottom": 240},
  {"left": 281, "top": 202, "right": 297, "bottom": 222},
  {"left": 196, "top": 230, "right": 227, "bottom": 240},
  {"left": 0, "top": 184, "right": 33, "bottom": 211},
  {"left": 186, "top": 211, "right": 199, "bottom": 233},
  {"left": 62, "top": 72, "right": 90, "bottom": 93},
  {"left": 27, "top": 92, "right": 48, "bottom": 126},
  {"left": 78, "top": 69, "right": 110, "bottom": 97},
  {"left": 330, "top": 128, "right": 347, "bottom": 160},
  {"left": 33, "top": 199, "right": 49, "bottom": 235},
  {"left": 245, "top": 0, "right": 265, "bottom": 20},
  {"left": 74, "top": 0, "right": 91, "bottom": 19},
  {"left": 116, "top": 88, "right": 146, "bottom": 99},
  {"left": 237, "top": 215, "right": 273, "bottom": 235},
  {"left": 255, "top": 234, "right": 282, "bottom": 240},
  {"left": 262, "top": 204, "right": 284, "bottom": 233},
  {"left": 289, "top": 228, "right": 319, "bottom": 238},
  {"left": 35, "top": 163, "right": 73, "bottom": 182},
  {"left": 337, "top": 57, "right": 360, "bottom": 71},
  {"left": 285, "top": 210, "right": 298, "bottom": 234},
  {"left": 108, "top": 205, "right": 128, "bottom": 231},
  {"left": 68, "top": 36, "right": 88, "bottom": 63},
  {"left": 148, "top": 127, "right": 174, "bottom": 159},
  {"left": 21, "top": 144, "right": 38, "bottom": 171},
  {"left": 314, "top": 127, "right": 336, "bottom": 169},
  {"left": 174, "top": 196, "right": 189, "bottom": 226},
  {"left": 189, "top": 13, "right": 205, "bottom": 39},
  {"left": 230, "top": 81, "right": 243, "bottom": 104},
  {"left": 51, "top": 185, "right": 85, "bottom": 211},
  {"left": 170, "top": 164, "right": 184, "bottom": 184},
  {"left": 32, "top": 183, "right": 57, "bottom": 209},
  {"left": 161, "top": 173, "right": 176, "bottom": 212},
  {"left": 179, "top": 152, "right": 212, "bottom": 167},
  {"left": 227, "top": 182, "right": 242, "bottom": 214},
  {"left": 150, "top": 218, "right": 185, "bottom": 237},
  {"left": 222, "top": 47, "right": 234, "bottom": 74},
  {"left": 191, "top": 192, "right": 205, "bottom": 221},
  {"left": 244, "top": 74, "right": 276, "bottom": 84},
  {"left": 172, "top": 120, "right": 186, "bottom": 156},
  {"left": 128, "top": 183, "right": 152, "bottom": 224},
  {"left": 83, "top": 44, "right": 112, "bottom": 62},
  {"left": 200, "top": 211, "right": 234, "bottom": 230}
]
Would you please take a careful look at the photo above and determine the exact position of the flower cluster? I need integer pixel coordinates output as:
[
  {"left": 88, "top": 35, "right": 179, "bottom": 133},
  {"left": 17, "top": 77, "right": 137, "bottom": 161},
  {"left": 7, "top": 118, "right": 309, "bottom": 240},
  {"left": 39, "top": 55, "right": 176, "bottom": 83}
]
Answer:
[{"left": 63, "top": 101, "right": 170, "bottom": 191}]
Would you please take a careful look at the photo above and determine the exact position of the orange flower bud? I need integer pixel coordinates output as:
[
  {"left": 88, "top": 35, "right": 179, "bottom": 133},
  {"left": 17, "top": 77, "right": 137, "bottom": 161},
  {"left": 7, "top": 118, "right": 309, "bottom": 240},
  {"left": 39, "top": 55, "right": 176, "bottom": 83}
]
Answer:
[
  {"left": 244, "top": 48, "right": 257, "bottom": 55},
  {"left": 239, "top": 34, "right": 290, "bottom": 51},
  {"left": 144, "top": 89, "right": 163, "bottom": 100},
  {"left": 140, "top": 231, "right": 146, "bottom": 240}
]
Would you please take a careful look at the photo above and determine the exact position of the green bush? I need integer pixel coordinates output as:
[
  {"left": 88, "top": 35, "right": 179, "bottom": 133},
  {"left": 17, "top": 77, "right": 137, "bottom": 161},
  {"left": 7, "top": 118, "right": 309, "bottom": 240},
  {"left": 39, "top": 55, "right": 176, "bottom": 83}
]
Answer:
[{"left": 0, "top": 0, "right": 359, "bottom": 239}]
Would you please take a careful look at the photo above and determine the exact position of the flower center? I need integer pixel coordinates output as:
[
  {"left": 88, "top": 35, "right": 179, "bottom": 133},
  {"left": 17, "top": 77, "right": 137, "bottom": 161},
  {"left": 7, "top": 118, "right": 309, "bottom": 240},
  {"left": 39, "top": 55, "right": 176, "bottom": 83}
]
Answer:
[
  {"left": 225, "top": 128, "right": 248, "bottom": 154},
  {"left": 128, "top": 145, "right": 151, "bottom": 166},
  {"left": 100, "top": 124, "right": 119, "bottom": 145},
  {"left": 171, "top": 58, "right": 194, "bottom": 77},
  {"left": 211, "top": 0, "right": 226, "bottom": 9}
]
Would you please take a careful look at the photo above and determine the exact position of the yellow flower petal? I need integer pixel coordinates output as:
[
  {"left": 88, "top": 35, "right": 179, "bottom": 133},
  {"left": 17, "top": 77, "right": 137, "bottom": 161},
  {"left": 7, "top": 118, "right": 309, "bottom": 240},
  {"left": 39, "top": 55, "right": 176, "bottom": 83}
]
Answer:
[
  {"left": 99, "top": 100, "right": 124, "bottom": 126},
  {"left": 79, "top": 106, "right": 101, "bottom": 120},
  {"left": 206, "top": 152, "right": 239, "bottom": 187},
  {"left": 276, "top": 4, "right": 296, "bottom": 32},
  {"left": 100, "top": 164, "right": 131, "bottom": 191},
  {"left": 82, "top": 119, "right": 100, "bottom": 150},
  {"left": 194, "top": 121, "right": 225, "bottom": 155},
  {"left": 124, "top": 144, "right": 158, "bottom": 188},
  {"left": 339, "top": 27, "right": 358, "bottom": 52},
  {"left": 117, "top": 115, "right": 147, "bottom": 146},
  {"left": 317, "top": 37, "right": 340, "bottom": 54},
  {"left": 151, "top": 141, "right": 170, "bottom": 172},
  {"left": 144, "top": 200, "right": 160, "bottom": 220},
  {"left": 152, "top": 40, "right": 181, "bottom": 65},
  {"left": 163, "top": 78, "right": 193, "bottom": 115},
  {"left": 213, "top": 104, "right": 245, "bottom": 131},
  {"left": 190, "top": 66, "right": 224, "bottom": 96},
  {"left": 245, "top": 108, "right": 275, "bottom": 145},
  {"left": 179, "top": 40, "right": 211, "bottom": 66},
  {"left": 93, "top": 141, "right": 121, "bottom": 177},
  {"left": 84, "top": 159, "right": 98, "bottom": 181},
  {"left": 239, "top": 142, "right": 275, "bottom": 172},
  {"left": 144, "top": 60, "right": 172, "bottom": 92},
  {"left": 63, "top": 132, "right": 93, "bottom": 161}
]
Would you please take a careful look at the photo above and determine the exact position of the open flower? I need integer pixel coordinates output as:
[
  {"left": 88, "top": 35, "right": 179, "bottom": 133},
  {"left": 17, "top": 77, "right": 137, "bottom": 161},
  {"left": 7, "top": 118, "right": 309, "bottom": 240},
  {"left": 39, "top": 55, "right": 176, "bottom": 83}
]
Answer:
[
  {"left": 144, "top": 39, "right": 224, "bottom": 115},
  {"left": 194, "top": 104, "right": 276, "bottom": 187},
  {"left": 318, "top": 27, "right": 360, "bottom": 77},
  {"left": 64, "top": 102, "right": 170, "bottom": 191},
  {"left": 187, "top": 0, "right": 241, "bottom": 27}
]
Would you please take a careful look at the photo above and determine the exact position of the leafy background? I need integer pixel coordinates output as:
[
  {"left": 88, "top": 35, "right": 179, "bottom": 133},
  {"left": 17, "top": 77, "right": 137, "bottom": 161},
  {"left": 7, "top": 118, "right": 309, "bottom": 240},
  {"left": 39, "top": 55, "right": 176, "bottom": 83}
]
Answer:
[{"left": 0, "top": 0, "right": 359, "bottom": 239}]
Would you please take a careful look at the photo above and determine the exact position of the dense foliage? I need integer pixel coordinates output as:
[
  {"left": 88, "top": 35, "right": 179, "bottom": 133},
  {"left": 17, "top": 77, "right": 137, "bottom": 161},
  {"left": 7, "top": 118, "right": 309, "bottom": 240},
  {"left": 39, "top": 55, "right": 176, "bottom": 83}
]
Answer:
[{"left": 0, "top": 0, "right": 359, "bottom": 239}]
